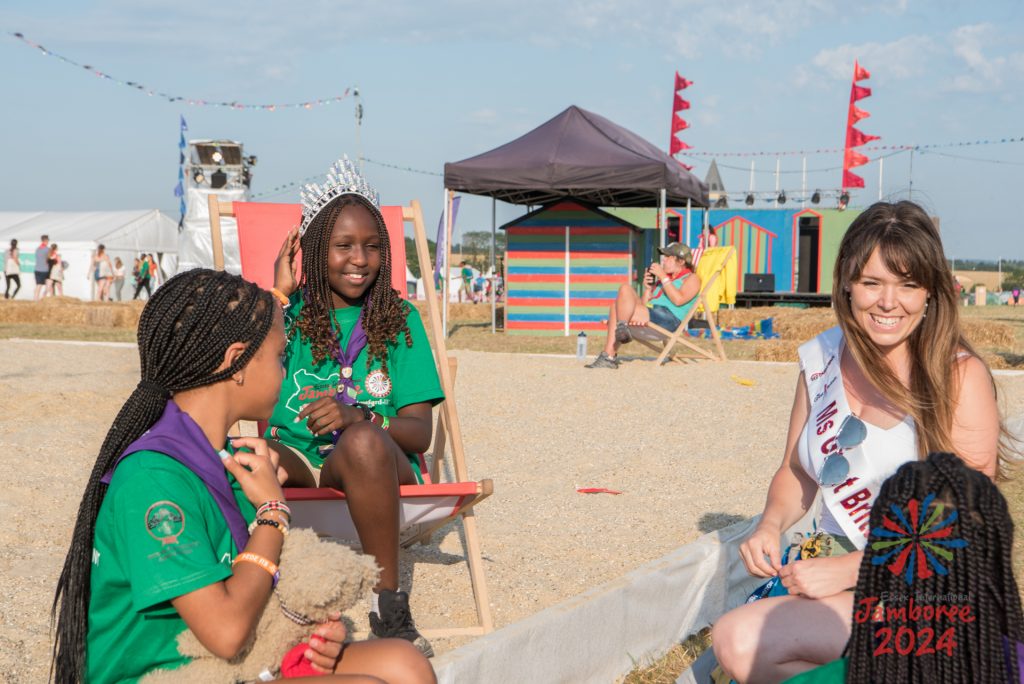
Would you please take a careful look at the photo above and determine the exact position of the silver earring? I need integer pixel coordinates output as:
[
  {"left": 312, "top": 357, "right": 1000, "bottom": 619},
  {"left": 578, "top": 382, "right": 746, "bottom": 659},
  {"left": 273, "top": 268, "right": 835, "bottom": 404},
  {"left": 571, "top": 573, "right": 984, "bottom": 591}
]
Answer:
[{"left": 923, "top": 300, "right": 929, "bottom": 318}]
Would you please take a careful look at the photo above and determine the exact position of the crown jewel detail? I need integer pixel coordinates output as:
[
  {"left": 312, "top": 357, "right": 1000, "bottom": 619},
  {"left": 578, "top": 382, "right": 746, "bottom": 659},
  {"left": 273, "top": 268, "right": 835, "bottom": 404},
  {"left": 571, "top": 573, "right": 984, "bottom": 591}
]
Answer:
[{"left": 299, "top": 156, "right": 380, "bottom": 236}]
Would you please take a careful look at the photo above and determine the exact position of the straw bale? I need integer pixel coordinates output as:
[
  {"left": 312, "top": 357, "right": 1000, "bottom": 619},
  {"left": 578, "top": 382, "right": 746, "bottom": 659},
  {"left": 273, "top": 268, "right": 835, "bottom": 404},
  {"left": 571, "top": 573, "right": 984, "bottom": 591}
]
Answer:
[
  {"left": 0, "top": 299, "right": 144, "bottom": 328},
  {"left": 963, "top": 319, "right": 1015, "bottom": 349}
]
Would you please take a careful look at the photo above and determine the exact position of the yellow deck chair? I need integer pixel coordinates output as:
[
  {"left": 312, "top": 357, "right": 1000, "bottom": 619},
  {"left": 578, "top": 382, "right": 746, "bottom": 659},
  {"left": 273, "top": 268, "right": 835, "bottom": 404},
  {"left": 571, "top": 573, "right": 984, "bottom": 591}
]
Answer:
[
  {"left": 630, "top": 245, "right": 737, "bottom": 365},
  {"left": 209, "top": 196, "right": 495, "bottom": 639}
]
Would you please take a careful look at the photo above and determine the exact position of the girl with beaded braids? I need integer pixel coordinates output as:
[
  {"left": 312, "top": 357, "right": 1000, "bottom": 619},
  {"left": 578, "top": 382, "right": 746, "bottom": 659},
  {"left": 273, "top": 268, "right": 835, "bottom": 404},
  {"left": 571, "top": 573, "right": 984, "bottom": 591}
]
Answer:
[
  {"left": 51, "top": 269, "right": 433, "bottom": 684},
  {"left": 265, "top": 158, "right": 444, "bottom": 657},
  {"left": 784, "top": 452, "right": 1023, "bottom": 683}
]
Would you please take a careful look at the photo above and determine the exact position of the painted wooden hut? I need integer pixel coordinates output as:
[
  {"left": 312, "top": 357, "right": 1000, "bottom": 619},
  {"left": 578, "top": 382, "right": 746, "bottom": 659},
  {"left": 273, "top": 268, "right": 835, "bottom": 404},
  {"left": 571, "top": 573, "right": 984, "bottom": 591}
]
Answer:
[{"left": 502, "top": 200, "right": 640, "bottom": 335}]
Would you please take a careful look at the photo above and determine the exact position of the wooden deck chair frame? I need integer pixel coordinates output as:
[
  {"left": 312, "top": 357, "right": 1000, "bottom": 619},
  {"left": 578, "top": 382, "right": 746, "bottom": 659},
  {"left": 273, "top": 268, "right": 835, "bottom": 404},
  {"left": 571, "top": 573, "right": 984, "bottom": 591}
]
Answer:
[
  {"left": 209, "top": 196, "right": 495, "bottom": 638},
  {"left": 631, "top": 245, "right": 735, "bottom": 365}
]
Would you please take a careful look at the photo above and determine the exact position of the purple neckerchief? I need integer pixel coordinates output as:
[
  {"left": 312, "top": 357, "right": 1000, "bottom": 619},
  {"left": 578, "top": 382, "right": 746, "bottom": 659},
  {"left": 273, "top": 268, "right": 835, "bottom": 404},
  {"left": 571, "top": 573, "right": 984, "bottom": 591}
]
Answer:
[
  {"left": 330, "top": 308, "right": 368, "bottom": 444},
  {"left": 101, "top": 401, "right": 249, "bottom": 551}
]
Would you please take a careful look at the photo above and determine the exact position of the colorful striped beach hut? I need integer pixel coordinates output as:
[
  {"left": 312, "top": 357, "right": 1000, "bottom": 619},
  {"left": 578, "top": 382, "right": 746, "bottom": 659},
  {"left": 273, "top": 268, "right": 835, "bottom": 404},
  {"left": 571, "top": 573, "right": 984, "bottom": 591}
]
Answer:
[{"left": 503, "top": 200, "right": 639, "bottom": 335}]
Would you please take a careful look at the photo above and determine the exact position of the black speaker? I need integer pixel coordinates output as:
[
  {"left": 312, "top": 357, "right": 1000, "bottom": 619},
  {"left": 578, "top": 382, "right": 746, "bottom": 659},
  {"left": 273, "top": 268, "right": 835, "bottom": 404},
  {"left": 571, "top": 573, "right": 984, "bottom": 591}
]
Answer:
[{"left": 744, "top": 273, "right": 775, "bottom": 292}]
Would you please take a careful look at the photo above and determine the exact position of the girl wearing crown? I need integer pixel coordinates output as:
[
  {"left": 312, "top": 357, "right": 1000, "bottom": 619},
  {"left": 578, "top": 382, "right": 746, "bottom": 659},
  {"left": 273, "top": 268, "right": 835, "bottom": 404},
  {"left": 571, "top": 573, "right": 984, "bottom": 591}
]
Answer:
[{"left": 266, "top": 159, "right": 443, "bottom": 657}]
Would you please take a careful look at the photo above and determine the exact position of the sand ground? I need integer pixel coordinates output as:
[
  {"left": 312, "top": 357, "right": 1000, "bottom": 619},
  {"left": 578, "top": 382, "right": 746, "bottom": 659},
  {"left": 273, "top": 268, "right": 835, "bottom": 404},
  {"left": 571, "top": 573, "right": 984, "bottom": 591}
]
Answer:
[{"left": 3, "top": 340, "right": 1024, "bottom": 683}]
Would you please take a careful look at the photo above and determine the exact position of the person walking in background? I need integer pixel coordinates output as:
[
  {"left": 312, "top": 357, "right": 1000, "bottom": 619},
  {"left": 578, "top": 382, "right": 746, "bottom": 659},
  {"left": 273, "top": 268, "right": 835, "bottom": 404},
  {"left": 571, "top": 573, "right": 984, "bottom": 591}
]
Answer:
[
  {"left": 1013, "top": 286, "right": 1021, "bottom": 307},
  {"left": 132, "top": 253, "right": 152, "bottom": 300},
  {"left": 93, "top": 244, "right": 114, "bottom": 301},
  {"left": 33, "top": 234, "right": 49, "bottom": 300},
  {"left": 46, "top": 244, "right": 64, "bottom": 297},
  {"left": 147, "top": 254, "right": 161, "bottom": 288},
  {"left": 5, "top": 239, "right": 21, "bottom": 299},
  {"left": 459, "top": 260, "right": 473, "bottom": 302},
  {"left": 112, "top": 257, "right": 126, "bottom": 301}
]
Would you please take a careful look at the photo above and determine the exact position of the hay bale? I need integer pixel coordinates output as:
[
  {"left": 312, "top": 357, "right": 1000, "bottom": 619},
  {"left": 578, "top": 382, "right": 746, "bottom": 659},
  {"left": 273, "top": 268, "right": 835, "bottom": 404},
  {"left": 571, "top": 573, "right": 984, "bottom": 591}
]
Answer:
[
  {"left": 963, "top": 319, "right": 1015, "bottom": 349},
  {"left": 754, "top": 340, "right": 802, "bottom": 362}
]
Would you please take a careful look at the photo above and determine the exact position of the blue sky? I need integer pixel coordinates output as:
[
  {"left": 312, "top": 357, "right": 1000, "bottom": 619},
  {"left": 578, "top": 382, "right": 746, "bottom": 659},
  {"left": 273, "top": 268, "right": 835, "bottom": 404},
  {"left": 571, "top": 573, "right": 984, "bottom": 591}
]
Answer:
[{"left": 2, "top": 0, "right": 1022, "bottom": 259}]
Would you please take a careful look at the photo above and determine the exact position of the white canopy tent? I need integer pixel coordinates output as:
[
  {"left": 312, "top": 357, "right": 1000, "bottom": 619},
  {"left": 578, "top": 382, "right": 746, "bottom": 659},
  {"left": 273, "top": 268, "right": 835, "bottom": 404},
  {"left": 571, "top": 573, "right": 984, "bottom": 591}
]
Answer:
[{"left": 0, "top": 210, "right": 178, "bottom": 300}]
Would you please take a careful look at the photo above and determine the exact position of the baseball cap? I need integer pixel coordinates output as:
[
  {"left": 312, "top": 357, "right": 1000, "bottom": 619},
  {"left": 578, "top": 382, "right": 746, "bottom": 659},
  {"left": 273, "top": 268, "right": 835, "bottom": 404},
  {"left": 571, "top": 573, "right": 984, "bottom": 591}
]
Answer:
[{"left": 657, "top": 242, "right": 693, "bottom": 262}]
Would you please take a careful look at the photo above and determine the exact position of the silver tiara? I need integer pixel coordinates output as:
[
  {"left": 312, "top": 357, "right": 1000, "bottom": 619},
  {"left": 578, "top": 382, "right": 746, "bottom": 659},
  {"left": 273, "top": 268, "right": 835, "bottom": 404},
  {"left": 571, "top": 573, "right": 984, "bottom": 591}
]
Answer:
[{"left": 299, "top": 156, "right": 380, "bottom": 236}]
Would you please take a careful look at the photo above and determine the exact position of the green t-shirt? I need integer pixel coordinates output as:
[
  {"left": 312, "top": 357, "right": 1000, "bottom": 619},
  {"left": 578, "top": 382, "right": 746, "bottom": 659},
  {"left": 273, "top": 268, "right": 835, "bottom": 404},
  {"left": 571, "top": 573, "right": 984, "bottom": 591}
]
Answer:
[
  {"left": 265, "top": 295, "right": 444, "bottom": 469},
  {"left": 782, "top": 657, "right": 847, "bottom": 683},
  {"left": 87, "top": 451, "right": 255, "bottom": 683},
  {"left": 648, "top": 272, "right": 697, "bottom": 322}
]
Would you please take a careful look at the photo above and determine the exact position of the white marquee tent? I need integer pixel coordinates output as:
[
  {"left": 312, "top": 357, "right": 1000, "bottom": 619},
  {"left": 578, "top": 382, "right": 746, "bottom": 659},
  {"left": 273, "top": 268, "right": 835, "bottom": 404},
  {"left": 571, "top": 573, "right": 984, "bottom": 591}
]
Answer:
[{"left": 0, "top": 210, "right": 178, "bottom": 300}]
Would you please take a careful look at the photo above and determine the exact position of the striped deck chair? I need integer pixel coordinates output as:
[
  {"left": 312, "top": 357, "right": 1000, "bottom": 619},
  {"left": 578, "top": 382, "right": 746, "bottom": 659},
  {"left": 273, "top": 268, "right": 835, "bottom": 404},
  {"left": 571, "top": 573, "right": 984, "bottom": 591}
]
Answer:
[
  {"left": 209, "top": 196, "right": 495, "bottom": 639},
  {"left": 629, "top": 245, "right": 736, "bottom": 364}
]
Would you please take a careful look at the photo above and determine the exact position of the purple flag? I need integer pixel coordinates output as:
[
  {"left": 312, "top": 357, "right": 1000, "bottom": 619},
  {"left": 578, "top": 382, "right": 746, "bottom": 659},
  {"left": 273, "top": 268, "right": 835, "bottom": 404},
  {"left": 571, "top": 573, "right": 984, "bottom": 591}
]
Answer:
[{"left": 434, "top": 196, "right": 461, "bottom": 281}]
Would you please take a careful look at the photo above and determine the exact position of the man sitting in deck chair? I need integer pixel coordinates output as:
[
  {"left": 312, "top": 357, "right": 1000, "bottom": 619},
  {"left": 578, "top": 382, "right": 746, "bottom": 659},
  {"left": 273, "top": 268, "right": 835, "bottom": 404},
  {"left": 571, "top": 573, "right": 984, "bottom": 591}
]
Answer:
[
  {"left": 264, "top": 159, "right": 441, "bottom": 657},
  {"left": 586, "top": 242, "right": 700, "bottom": 369}
]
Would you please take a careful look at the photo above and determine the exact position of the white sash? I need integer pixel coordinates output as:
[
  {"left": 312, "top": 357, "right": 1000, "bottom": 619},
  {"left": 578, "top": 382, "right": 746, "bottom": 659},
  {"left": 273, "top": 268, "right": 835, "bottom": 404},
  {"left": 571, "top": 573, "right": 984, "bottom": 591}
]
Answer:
[{"left": 798, "top": 327, "right": 883, "bottom": 549}]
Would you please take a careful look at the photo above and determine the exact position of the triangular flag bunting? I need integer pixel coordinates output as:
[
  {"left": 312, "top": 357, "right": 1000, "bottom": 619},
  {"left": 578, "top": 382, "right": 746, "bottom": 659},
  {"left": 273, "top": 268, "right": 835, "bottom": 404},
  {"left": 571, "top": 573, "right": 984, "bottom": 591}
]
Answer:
[
  {"left": 844, "top": 148, "right": 870, "bottom": 168},
  {"left": 849, "top": 105, "right": 870, "bottom": 124},
  {"left": 670, "top": 137, "right": 691, "bottom": 154},
  {"left": 843, "top": 170, "right": 866, "bottom": 188},
  {"left": 853, "top": 61, "right": 871, "bottom": 82},
  {"left": 672, "top": 115, "right": 690, "bottom": 134},
  {"left": 180, "top": 115, "right": 188, "bottom": 131},
  {"left": 674, "top": 73, "right": 692, "bottom": 91},
  {"left": 847, "top": 127, "right": 881, "bottom": 148},
  {"left": 851, "top": 84, "right": 872, "bottom": 101},
  {"left": 673, "top": 95, "right": 691, "bottom": 112}
]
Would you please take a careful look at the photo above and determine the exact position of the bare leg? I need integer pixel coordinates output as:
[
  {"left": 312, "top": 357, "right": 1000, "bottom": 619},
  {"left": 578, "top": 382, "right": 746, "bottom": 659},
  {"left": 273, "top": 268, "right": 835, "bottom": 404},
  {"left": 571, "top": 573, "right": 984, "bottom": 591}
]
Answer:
[
  {"left": 602, "top": 284, "right": 643, "bottom": 356},
  {"left": 320, "top": 422, "right": 417, "bottom": 591},
  {"left": 712, "top": 591, "right": 855, "bottom": 684},
  {"left": 334, "top": 638, "right": 435, "bottom": 683}
]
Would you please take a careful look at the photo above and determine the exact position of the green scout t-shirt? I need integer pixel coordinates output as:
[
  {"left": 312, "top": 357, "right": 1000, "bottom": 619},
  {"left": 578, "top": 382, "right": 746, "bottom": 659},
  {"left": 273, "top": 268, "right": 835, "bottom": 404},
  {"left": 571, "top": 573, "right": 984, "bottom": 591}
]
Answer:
[
  {"left": 87, "top": 451, "right": 255, "bottom": 683},
  {"left": 265, "top": 295, "right": 444, "bottom": 469}
]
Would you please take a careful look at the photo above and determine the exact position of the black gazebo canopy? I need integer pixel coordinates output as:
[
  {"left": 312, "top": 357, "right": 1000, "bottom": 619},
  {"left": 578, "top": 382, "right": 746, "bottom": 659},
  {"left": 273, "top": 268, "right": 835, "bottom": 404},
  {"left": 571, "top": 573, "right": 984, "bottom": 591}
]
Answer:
[{"left": 444, "top": 105, "right": 708, "bottom": 208}]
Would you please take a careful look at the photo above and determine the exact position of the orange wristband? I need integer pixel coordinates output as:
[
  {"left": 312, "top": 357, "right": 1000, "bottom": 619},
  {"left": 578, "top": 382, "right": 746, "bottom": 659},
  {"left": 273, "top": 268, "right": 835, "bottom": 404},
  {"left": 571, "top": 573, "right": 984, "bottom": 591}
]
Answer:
[
  {"left": 232, "top": 552, "right": 280, "bottom": 586},
  {"left": 270, "top": 288, "right": 290, "bottom": 307}
]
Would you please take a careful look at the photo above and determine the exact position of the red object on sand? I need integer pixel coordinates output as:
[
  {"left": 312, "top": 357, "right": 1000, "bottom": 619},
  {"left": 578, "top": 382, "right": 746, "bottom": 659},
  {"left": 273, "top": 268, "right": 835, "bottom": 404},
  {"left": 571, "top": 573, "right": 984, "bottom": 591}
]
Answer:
[
  {"left": 577, "top": 487, "right": 623, "bottom": 495},
  {"left": 281, "top": 642, "right": 318, "bottom": 678}
]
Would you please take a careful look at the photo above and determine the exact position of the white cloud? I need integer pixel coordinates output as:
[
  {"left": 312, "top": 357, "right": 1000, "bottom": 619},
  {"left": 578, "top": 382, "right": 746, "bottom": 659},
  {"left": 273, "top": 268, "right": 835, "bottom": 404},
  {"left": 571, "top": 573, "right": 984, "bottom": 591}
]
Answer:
[
  {"left": 797, "top": 35, "right": 936, "bottom": 86},
  {"left": 945, "top": 23, "right": 1024, "bottom": 93}
]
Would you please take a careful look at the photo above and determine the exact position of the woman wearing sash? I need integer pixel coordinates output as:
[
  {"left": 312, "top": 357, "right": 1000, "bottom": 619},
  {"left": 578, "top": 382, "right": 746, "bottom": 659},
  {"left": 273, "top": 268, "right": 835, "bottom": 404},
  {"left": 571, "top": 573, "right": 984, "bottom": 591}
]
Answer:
[{"left": 711, "top": 200, "right": 1010, "bottom": 684}]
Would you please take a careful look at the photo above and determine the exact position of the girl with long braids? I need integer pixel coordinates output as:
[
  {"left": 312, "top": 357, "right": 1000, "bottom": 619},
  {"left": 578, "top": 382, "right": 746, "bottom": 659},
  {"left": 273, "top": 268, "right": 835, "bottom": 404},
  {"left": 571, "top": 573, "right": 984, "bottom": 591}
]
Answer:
[
  {"left": 264, "top": 159, "right": 444, "bottom": 657},
  {"left": 51, "top": 268, "right": 434, "bottom": 683},
  {"left": 785, "top": 452, "right": 1023, "bottom": 682},
  {"left": 712, "top": 200, "right": 1013, "bottom": 683}
]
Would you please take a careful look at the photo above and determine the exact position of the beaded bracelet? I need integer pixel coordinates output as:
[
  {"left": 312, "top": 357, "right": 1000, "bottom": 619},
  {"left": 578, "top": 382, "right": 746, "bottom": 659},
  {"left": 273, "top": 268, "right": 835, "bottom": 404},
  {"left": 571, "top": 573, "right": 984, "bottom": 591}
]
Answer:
[
  {"left": 256, "top": 500, "right": 292, "bottom": 522},
  {"left": 232, "top": 552, "right": 280, "bottom": 587},
  {"left": 248, "top": 516, "right": 289, "bottom": 536},
  {"left": 379, "top": 413, "right": 390, "bottom": 431}
]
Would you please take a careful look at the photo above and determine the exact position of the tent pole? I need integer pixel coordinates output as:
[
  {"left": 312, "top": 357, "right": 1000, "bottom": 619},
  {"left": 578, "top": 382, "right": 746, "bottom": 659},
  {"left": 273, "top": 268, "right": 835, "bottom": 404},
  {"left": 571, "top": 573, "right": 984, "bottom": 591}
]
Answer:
[
  {"left": 491, "top": 197, "right": 497, "bottom": 334},
  {"left": 659, "top": 189, "right": 667, "bottom": 247},
  {"left": 686, "top": 198, "right": 692, "bottom": 247},
  {"left": 442, "top": 188, "right": 450, "bottom": 338},
  {"left": 564, "top": 225, "right": 570, "bottom": 336}
]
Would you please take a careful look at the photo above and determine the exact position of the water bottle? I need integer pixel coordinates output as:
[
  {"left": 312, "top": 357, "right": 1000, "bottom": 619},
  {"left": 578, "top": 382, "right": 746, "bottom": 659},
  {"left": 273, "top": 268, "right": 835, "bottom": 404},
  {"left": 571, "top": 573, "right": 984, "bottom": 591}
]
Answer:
[{"left": 576, "top": 331, "right": 588, "bottom": 360}]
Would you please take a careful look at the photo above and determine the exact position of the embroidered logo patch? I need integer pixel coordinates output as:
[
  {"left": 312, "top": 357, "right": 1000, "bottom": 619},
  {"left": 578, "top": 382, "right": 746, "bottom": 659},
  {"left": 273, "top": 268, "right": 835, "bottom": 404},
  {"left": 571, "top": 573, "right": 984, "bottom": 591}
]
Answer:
[
  {"left": 365, "top": 370, "right": 392, "bottom": 398},
  {"left": 145, "top": 501, "right": 185, "bottom": 545},
  {"left": 870, "top": 493, "right": 967, "bottom": 585}
]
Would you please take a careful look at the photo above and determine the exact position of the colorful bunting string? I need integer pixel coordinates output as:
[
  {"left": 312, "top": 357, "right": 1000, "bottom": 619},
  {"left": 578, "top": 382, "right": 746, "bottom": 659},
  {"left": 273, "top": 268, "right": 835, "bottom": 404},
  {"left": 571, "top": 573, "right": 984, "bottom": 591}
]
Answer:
[
  {"left": 175, "top": 116, "right": 188, "bottom": 220},
  {"left": 10, "top": 31, "right": 353, "bottom": 111},
  {"left": 668, "top": 71, "right": 693, "bottom": 170},
  {"left": 682, "top": 137, "right": 1024, "bottom": 158}
]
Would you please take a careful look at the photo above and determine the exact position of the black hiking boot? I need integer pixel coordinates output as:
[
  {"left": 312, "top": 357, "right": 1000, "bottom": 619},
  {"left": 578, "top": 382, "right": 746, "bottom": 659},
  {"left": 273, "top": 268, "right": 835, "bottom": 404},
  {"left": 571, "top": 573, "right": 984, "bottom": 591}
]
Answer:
[{"left": 369, "top": 589, "right": 434, "bottom": 657}]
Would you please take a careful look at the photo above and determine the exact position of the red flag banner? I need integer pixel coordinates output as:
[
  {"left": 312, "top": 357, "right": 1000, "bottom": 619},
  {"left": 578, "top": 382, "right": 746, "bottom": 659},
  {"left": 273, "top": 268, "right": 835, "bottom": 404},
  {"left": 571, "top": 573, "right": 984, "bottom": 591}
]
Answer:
[
  {"left": 673, "top": 94, "right": 691, "bottom": 112},
  {"left": 672, "top": 115, "right": 690, "bottom": 134},
  {"left": 850, "top": 104, "right": 870, "bottom": 124},
  {"left": 679, "top": 161, "right": 694, "bottom": 171},
  {"left": 851, "top": 84, "right": 872, "bottom": 101},
  {"left": 670, "top": 136, "right": 692, "bottom": 154},
  {"left": 675, "top": 72, "right": 692, "bottom": 90},
  {"left": 843, "top": 170, "right": 866, "bottom": 188},
  {"left": 841, "top": 61, "right": 879, "bottom": 191},
  {"left": 845, "top": 148, "right": 870, "bottom": 168},
  {"left": 847, "top": 127, "right": 881, "bottom": 147}
]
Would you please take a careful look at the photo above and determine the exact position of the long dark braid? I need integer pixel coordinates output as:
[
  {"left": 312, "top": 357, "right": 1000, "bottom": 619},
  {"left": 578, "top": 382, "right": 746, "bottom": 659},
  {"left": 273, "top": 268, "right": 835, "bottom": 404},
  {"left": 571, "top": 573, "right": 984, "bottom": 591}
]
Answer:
[
  {"left": 846, "top": 452, "right": 1022, "bottom": 683},
  {"left": 51, "top": 269, "right": 275, "bottom": 683},
  {"left": 295, "top": 195, "right": 411, "bottom": 373}
]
